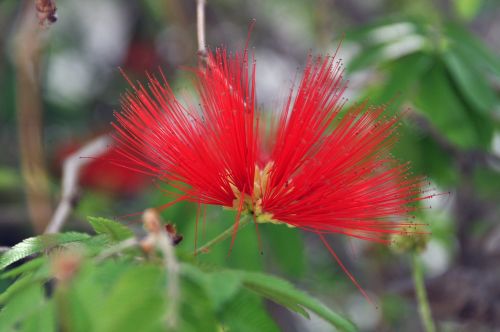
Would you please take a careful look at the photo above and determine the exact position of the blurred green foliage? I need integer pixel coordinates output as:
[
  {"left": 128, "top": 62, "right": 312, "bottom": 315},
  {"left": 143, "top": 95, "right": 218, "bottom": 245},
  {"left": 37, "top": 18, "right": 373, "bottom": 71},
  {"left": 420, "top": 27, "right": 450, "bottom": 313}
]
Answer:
[
  {"left": 0, "top": 218, "right": 356, "bottom": 332},
  {"left": 346, "top": 18, "right": 499, "bottom": 188}
]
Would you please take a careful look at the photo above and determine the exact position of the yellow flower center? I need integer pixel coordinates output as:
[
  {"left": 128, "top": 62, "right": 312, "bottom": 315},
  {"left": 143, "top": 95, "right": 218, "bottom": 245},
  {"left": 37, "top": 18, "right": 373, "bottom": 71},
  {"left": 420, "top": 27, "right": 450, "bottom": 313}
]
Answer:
[{"left": 229, "top": 162, "right": 293, "bottom": 227}]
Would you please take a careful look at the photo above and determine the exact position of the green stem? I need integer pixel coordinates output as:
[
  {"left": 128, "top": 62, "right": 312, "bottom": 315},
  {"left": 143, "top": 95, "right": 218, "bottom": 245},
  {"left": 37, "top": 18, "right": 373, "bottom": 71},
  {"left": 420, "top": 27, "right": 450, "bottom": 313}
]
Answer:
[
  {"left": 194, "top": 214, "right": 252, "bottom": 256},
  {"left": 412, "top": 253, "right": 436, "bottom": 332}
]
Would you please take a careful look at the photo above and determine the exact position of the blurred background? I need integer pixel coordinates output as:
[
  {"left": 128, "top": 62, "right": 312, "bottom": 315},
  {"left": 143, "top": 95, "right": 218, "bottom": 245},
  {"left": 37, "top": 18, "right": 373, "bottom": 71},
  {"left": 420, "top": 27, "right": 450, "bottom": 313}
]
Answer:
[{"left": 0, "top": 0, "right": 499, "bottom": 330}]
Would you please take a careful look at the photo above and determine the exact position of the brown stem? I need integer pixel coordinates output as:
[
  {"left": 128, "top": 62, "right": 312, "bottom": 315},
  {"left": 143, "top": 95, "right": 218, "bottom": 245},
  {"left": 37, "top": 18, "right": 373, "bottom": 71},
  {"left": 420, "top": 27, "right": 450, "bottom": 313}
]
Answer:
[{"left": 14, "top": 3, "right": 52, "bottom": 234}]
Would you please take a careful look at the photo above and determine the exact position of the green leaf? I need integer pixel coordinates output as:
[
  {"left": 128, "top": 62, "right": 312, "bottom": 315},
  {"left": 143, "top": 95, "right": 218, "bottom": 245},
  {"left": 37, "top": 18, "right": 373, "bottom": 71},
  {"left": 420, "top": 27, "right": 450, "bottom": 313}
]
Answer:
[
  {"left": 345, "top": 19, "right": 422, "bottom": 45},
  {"left": 415, "top": 61, "right": 482, "bottom": 148},
  {"left": 56, "top": 261, "right": 168, "bottom": 332},
  {"left": 94, "top": 265, "right": 165, "bottom": 332},
  {"left": 0, "top": 232, "right": 90, "bottom": 270},
  {"left": 80, "top": 234, "right": 113, "bottom": 256},
  {"left": 1, "top": 256, "right": 47, "bottom": 279},
  {"left": 443, "top": 47, "right": 498, "bottom": 114},
  {"left": 62, "top": 261, "right": 132, "bottom": 332},
  {"left": 419, "top": 137, "right": 459, "bottom": 186},
  {"left": 178, "top": 277, "right": 218, "bottom": 332},
  {"left": 181, "top": 264, "right": 242, "bottom": 312},
  {"left": 445, "top": 23, "right": 500, "bottom": 76},
  {"left": 181, "top": 264, "right": 354, "bottom": 330},
  {"left": 244, "top": 277, "right": 309, "bottom": 317},
  {"left": 347, "top": 44, "right": 387, "bottom": 73},
  {"left": 239, "top": 271, "right": 357, "bottom": 332},
  {"left": 88, "top": 217, "right": 134, "bottom": 242},
  {"left": 371, "top": 52, "right": 432, "bottom": 107},
  {"left": 346, "top": 20, "right": 429, "bottom": 73},
  {"left": 204, "top": 271, "right": 242, "bottom": 312},
  {"left": 0, "top": 263, "right": 51, "bottom": 305},
  {"left": 219, "top": 290, "right": 280, "bottom": 332},
  {"left": 20, "top": 300, "right": 55, "bottom": 332},
  {"left": 0, "top": 275, "right": 36, "bottom": 305},
  {"left": 0, "top": 282, "right": 46, "bottom": 330}
]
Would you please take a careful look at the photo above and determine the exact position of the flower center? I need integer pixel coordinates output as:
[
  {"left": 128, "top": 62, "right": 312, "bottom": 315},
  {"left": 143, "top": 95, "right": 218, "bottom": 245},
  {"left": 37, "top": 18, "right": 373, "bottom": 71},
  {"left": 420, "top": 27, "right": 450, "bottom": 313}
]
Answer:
[{"left": 229, "top": 163, "right": 278, "bottom": 224}]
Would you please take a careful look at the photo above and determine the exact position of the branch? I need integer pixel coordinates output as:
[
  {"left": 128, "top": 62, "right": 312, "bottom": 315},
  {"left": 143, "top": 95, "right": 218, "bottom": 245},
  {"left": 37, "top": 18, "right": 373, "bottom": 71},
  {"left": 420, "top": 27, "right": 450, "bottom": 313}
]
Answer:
[
  {"left": 14, "top": 3, "right": 52, "bottom": 234},
  {"left": 142, "top": 209, "right": 180, "bottom": 329},
  {"left": 193, "top": 215, "right": 252, "bottom": 256},
  {"left": 196, "top": 0, "right": 207, "bottom": 64},
  {"left": 95, "top": 237, "right": 139, "bottom": 262},
  {"left": 158, "top": 225, "right": 180, "bottom": 328},
  {"left": 45, "top": 135, "right": 112, "bottom": 234},
  {"left": 412, "top": 253, "right": 437, "bottom": 332},
  {"left": 405, "top": 109, "right": 458, "bottom": 156},
  {"left": 405, "top": 109, "right": 500, "bottom": 169}
]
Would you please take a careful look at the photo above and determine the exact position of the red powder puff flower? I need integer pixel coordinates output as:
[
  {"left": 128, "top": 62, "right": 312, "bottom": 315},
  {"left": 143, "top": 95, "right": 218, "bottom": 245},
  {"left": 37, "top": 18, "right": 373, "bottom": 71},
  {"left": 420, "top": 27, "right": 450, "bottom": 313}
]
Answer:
[{"left": 112, "top": 45, "right": 430, "bottom": 298}]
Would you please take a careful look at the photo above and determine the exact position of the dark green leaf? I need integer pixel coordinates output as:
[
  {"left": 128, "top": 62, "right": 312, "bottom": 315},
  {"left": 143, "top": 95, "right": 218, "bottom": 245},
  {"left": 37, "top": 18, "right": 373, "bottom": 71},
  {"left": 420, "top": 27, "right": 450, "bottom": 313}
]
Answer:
[
  {"left": 416, "top": 62, "right": 481, "bottom": 148},
  {"left": 443, "top": 47, "right": 498, "bottom": 114},
  {"left": 445, "top": 23, "right": 500, "bottom": 76},
  {"left": 88, "top": 217, "right": 134, "bottom": 242},
  {"left": 419, "top": 137, "right": 459, "bottom": 186},
  {"left": 0, "top": 265, "right": 50, "bottom": 305},
  {"left": 1, "top": 256, "right": 47, "bottom": 279}
]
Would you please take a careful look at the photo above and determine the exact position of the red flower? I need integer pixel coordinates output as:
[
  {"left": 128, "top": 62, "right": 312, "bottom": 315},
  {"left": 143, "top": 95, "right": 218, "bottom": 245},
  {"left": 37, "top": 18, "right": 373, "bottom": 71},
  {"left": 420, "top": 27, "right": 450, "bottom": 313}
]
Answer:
[{"left": 113, "top": 46, "right": 429, "bottom": 298}]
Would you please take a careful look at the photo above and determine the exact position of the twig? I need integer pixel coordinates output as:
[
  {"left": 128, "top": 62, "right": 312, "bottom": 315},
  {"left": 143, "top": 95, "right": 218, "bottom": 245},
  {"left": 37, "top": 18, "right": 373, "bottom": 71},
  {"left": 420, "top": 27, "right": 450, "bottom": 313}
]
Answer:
[
  {"left": 142, "top": 209, "right": 180, "bottom": 329},
  {"left": 412, "top": 253, "right": 437, "bottom": 332},
  {"left": 157, "top": 226, "right": 180, "bottom": 328},
  {"left": 194, "top": 215, "right": 252, "bottom": 255},
  {"left": 196, "top": 0, "right": 207, "bottom": 64},
  {"left": 95, "top": 237, "right": 139, "bottom": 263},
  {"left": 14, "top": 3, "right": 52, "bottom": 234},
  {"left": 45, "top": 135, "right": 112, "bottom": 234},
  {"left": 406, "top": 109, "right": 500, "bottom": 168}
]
